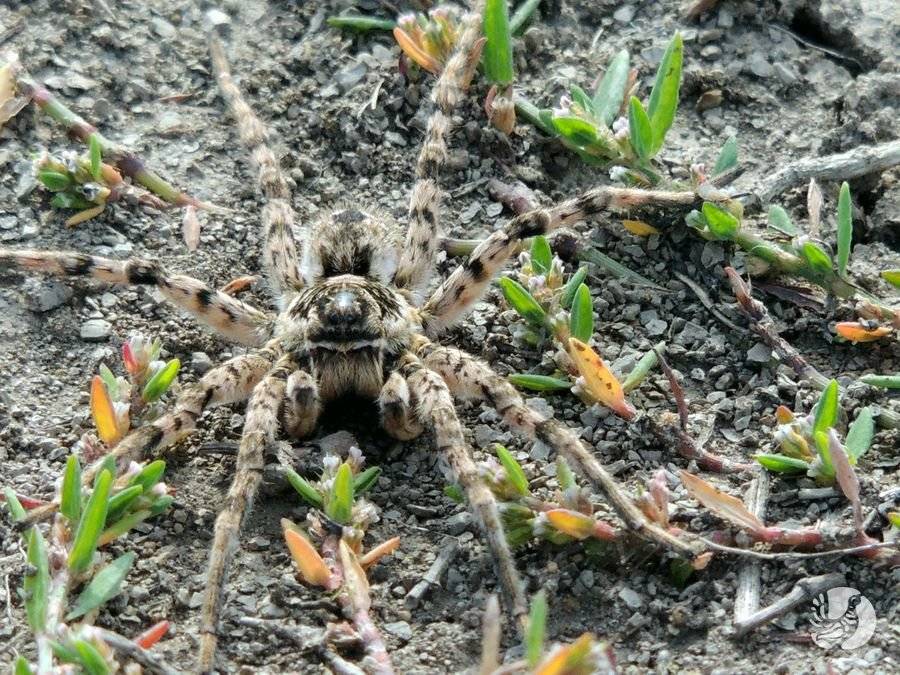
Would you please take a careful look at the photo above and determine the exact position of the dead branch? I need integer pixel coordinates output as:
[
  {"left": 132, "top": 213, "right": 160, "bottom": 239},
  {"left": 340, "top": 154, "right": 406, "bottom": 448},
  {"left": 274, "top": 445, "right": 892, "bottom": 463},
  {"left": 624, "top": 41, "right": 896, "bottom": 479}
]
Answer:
[
  {"left": 732, "top": 572, "right": 845, "bottom": 636},
  {"left": 405, "top": 536, "right": 460, "bottom": 608},
  {"left": 93, "top": 627, "right": 183, "bottom": 675},
  {"left": 733, "top": 470, "right": 769, "bottom": 628}
]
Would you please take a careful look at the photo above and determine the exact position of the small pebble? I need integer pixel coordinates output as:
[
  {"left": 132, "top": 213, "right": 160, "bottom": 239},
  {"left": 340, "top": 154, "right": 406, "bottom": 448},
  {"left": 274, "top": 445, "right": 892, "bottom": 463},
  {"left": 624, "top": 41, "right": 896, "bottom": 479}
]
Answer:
[{"left": 80, "top": 319, "right": 111, "bottom": 341}]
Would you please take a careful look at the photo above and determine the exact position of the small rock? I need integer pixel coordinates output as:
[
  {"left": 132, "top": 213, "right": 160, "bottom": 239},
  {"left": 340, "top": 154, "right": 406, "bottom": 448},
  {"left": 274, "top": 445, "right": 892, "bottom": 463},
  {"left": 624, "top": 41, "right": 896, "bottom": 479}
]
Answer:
[
  {"left": 645, "top": 318, "right": 667, "bottom": 337},
  {"left": 384, "top": 621, "right": 413, "bottom": 642},
  {"left": 618, "top": 586, "right": 643, "bottom": 609},
  {"left": 151, "top": 17, "right": 177, "bottom": 39},
  {"left": 746, "top": 52, "right": 774, "bottom": 78},
  {"left": 613, "top": 5, "right": 636, "bottom": 23},
  {"left": 206, "top": 8, "right": 231, "bottom": 27},
  {"left": 445, "top": 511, "right": 474, "bottom": 535},
  {"left": 191, "top": 352, "right": 214, "bottom": 375},
  {"left": 80, "top": 319, "right": 111, "bottom": 341},
  {"left": 24, "top": 280, "right": 72, "bottom": 312},
  {"left": 746, "top": 343, "right": 772, "bottom": 363}
]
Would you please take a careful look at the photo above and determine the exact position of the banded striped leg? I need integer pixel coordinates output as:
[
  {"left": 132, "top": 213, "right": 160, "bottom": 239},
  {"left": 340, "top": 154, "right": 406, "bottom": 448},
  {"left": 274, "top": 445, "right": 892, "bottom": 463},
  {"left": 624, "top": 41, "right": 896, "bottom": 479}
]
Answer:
[
  {"left": 209, "top": 37, "right": 304, "bottom": 303},
  {"left": 198, "top": 354, "right": 296, "bottom": 673},
  {"left": 393, "top": 2, "right": 484, "bottom": 298},
  {"left": 415, "top": 338, "right": 698, "bottom": 557},
  {"left": 20, "top": 342, "right": 284, "bottom": 527},
  {"left": 379, "top": 371, "right": 424, "bottom": 441},
  {"left": 398, "top": 352, "right": 527, "bottom": 624},
  {"left": 281, "top": 369, "right": 321, "bottom": 439},
  {"left": 421, "top": 187, "right": 698, "bottom": 334},
  {"left": 0, "top": 248, "right": 272, "bottom": 346}
]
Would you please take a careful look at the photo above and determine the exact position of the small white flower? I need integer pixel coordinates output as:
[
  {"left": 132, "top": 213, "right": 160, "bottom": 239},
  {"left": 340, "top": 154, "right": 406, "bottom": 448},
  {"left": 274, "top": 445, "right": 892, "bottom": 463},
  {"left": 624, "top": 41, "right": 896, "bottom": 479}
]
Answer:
[{"left": 608, "top": 165, "right": 628, "bottom": 182}]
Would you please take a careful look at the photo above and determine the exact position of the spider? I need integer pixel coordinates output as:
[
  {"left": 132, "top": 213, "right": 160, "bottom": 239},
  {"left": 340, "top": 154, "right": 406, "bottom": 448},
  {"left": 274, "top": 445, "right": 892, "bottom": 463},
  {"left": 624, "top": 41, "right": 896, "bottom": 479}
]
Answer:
[{"left": 2, "top": 3, "right": 698, "bottom": 671}]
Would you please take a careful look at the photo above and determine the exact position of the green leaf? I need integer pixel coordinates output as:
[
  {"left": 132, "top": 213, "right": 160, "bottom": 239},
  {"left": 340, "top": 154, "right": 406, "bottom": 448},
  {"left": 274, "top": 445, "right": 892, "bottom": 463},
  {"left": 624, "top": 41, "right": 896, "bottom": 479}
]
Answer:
[
  {"left": 845, "top": 406, "right": 874, "bottom": 463},
  {"left": 14, "top": 656, "right": 34, "bottom": 675},
  {"left": 813, "top": 380, "right": 840, "bottom": 437},
  {"left": 569, "top": 85, "right": 595, "bottom": 117},
  {"left": 498, "top": 277, "right": 547, "bottom": 327},
  {"left": 67, "top": 552, "right": 136, "bottom": 620},
  {"left": 627, "top": 96, "right": 653, "bottom": 161},
  {"left": 530, "top": 235, "right": 552, "bottom": 274},
  {"left": 767, "top": 204, "right": 797, "bottom": 236},
  {"left": 813, "top": 430, "right": 834, "bottom": 478},
  {"left": 284, "top": 467, "right": 324, "bottom": 509},
  {"left": 860, "top": 374, "right": 900, "bottom": 389},
  {"left": 327, "top": 462, "right": 354, "bottom": 524},
  {"left": 799, "top": 241, "right": 833, "bottom": 276},
  {"left": 646, "top": 32, "right": 683, "bottom": 154},
  {"left": 24, "top": 527, "right": 49, "bottom": 631},
  {"left": 560, "top": 267, "right": 589, "bottom": 309},
  {"left": 49, "top": 641, "right": 81, "bottom": 664},
  {"left": 510, "top": 0, "right": 542, "bottom": 35},
  {"left": 72, "top": 639, "right": 110, "bottom": 675},
  {"left": 495, "top": 445, "right": 530, "bottom": 496},
  {"left": 483, "top": 0, "right": 514, "bottom": 85},
  {"left": 881, "top": 270, "right": 900, "bottom": 288},
  {"left": 444, "top": 484, "right": 465, "bottom": 504},
  {"left": 622, "top": 342, "right": 665, "bottom": 393},
  {"left": 98, "top": 509, "right": 151, "bottom": 544},
  {"left": 552, "top": 115, "right": 599, "bottom": 146},
  {"left": 98, "top": 364, "right": 118, "bottom": 401},
  {"left": 105, "top": 485, "right": 144, "bottom": 524},
  {"left": 669, "top": 558, "right": 694, "bottom": 589},
  {"left": 888, "top": 512, "right": 900, "bottom": 529},
  {"left": 50, "top": 191, "right": 93, "bottom": 210},
  {"left": 525, "top": 590, "right": 547, "bottom": 668},
  {"left": 326, "top": 15, "right": 396, "bottom": 32},
  {"left": 568, "top": 283, "right": 594, "bottom": 342},
  {"left": 126, "top": 459, "right": 166, "bottom": 493},
  {"left": 94, "top": 455, "right": 116, "bottom": 488},
  {"left": 3, "top": 487, "right": 26, "bottom": 521},
  {"left": 148, "top": 494, "right": 173, "bottom": 516},
  {"left": 713, "top": 136, "right": 738, "bottom": 176},
  {"left": 578, "top": 246, "right": 668, "bottom": 291},
  {"left": 353, "top": 466, "right": 381, "bottom": 495},
  {"left": 556, "top": 457, "right": 576, "bottom": 490},
  {"left": 141, "top": 358, "right": 180, "bottom": 402},
  {"left": 508, "top": 374, "right": 572, "bottom": 391},
  {"left": 37, "top": 170, "right": 71, "bottom": 192},
  {"left": 69, "top": 469, "right": 113, "bottom": 574},
  {"left": 836, "top": 181, "right": 852, "bottom": 276},
  {"left": 701, "top": 202, "right": 739, "bottom": 239},
  {"left": 61, "top": 454, "right": 83, "bottom": 523},
  {"left": 755, "top": 454, "right": 810, "bottom": 473},
  {"left": 593, "top": 49, "right": 630, "bottom": 127},
  {"left": 89, "top": 133, "right": 102, "bottom": 182}
]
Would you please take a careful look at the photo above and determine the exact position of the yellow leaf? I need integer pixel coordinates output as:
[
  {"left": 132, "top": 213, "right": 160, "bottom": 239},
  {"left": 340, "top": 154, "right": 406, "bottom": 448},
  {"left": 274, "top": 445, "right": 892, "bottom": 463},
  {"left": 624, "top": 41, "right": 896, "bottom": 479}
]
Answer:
[
  {"left": 568, "top": 338, "right": 635, "bottom": 419},
  {"left": 534, "top": 634, "right": 595, "bottom": 675},
  {"left": 90, "top": 375, "right": 122, "bottom": 446},
  {"left": 679, "top": 471, "right": 765, "bottom": 534},
  {"left": 393, "top": 27, "right": 442, "bottom": 75},
  {"left": 65, "top": 204, "right": 106, "bottom": 227},
  {"left": 834, "top": 322, "right": 892, "bottom": 343},
  {"left": 339, "top": 538, "right": 371, "bottom": 613},
  {"left": 283, "top": 527, "right": 331, "bottom": 587},
  {"left": 359, "top": 536, "right": 400, "bottom": 569},
  {"left": 622, "top": 219, "right": 660, "bottom": 236},
  {"left": 545, "top": 509, "right": 595, "bottom": 540}
]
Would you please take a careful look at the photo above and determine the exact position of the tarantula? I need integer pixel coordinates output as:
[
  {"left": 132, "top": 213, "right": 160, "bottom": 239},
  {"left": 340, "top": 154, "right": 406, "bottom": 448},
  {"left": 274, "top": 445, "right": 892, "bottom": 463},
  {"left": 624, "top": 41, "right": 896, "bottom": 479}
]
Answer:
[{"left": 2, "top": 3, "right": 698, "bottom": 671}]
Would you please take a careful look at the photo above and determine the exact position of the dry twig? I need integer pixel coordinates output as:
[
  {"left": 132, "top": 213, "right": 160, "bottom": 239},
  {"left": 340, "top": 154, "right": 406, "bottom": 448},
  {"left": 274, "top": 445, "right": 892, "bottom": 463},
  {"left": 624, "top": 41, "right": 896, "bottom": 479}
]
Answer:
[{"left": 732, "top": 572, "right": 844, "bottom": 636}]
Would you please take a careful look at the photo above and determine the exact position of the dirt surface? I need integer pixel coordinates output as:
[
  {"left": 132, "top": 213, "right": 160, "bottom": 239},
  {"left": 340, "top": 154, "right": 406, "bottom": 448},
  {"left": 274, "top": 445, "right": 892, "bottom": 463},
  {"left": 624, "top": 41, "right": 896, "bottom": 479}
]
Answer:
[{"left": 1, "top": 1, "right": 898, "bottom": 673}]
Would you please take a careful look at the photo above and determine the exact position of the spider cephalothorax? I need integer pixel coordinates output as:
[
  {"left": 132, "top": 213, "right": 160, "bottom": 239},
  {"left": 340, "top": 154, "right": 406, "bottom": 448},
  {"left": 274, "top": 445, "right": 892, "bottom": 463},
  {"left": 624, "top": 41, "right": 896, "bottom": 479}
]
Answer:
[{"left": 2, "top": 3, "right": 700, "bottom": 671}]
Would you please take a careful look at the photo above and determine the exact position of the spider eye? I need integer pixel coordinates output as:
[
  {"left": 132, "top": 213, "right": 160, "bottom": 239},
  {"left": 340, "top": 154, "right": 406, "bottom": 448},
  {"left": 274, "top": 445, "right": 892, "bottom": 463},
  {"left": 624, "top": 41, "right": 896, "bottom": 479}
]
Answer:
[{"left": 324, "top": 290, "right": 363, "bottom": 326}]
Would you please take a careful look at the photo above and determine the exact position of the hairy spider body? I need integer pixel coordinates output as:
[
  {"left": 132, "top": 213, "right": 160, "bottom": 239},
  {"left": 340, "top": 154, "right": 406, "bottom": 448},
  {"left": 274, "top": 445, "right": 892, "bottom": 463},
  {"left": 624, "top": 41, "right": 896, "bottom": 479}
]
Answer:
[{"left": 2, "top": 2, "right": 701, "bottom": 671}]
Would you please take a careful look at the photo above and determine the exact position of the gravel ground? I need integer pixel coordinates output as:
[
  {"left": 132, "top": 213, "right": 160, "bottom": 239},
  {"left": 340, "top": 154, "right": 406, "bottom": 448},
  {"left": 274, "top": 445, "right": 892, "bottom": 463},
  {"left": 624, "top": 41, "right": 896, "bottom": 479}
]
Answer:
[{"left": 0, "top": 1, "right": 898, "bottom": 673}]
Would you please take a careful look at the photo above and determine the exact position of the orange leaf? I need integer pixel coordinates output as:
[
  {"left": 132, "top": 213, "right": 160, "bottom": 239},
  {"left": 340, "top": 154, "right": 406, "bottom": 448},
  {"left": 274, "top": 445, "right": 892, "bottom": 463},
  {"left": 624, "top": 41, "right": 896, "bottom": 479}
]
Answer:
[
  {"left": 100, "top": 162, "right": 123, "bottom": 186},
  {"left": 359, "top": 536, "right": 400, "bottom": 569},
  {"left": 692, "top": 551, "right": 713, "bottom": 570},
  {"left": 545, "top": 509, "right": 595, "bottom": 540},
  {"left": 568, "top": 338, "right": 635, "bottom": 419},
  {"left": 679, "top": 471, "right": 765, "bottom": 535},
  {"left": 774, "top": 405, "right": 794, "bottom": 425},
  {"left": 339, "top": 538, "right": 371, "bottom": 613},
  {"left": 134, "top": 620, "right": 170, "bottom": 649},
  {"left": 834, "top": 322, "right": 891, "bottom": 343},
  {"left": 219, "top": 275, "right": 259, "bottom": 296},
  {"left": 283, "top": 527, "right": 330, "bottom": 587},
  {"left": 622, "top": 219, "right": 660, "bottom": 236},
  {"left": 90, "top": 375, "right": 122, "bottom": 446},
  {"left": 393, "top": 27, "right": 442, "bottom": 75},
  {"left": 65, "top": 204, "right": 106, "bottom": 227},
  {"left": 534, "top": 634, "right": 595, "bottom": 675}
]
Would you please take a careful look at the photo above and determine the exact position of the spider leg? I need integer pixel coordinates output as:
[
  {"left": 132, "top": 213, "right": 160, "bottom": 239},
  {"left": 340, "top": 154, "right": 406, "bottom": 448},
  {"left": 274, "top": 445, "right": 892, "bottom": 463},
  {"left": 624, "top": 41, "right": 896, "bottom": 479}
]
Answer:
[
  {"left": 209, "top": 36, "right": 304, "bottom": 303},
  {"left": 198, "top": 353, "right": 296, "bottom": 673},
  {"left": 421, "top": 188, "right": 697, "bottom": 334},
  {"left": 281, "top": 367, "right": 321, "bottom": 439},
  {"left": 393, "top": 3, "right": 484, "bottom": 299},
  {"left": 379, "top": 371, "right": 424, "bottom": 440},
  {"left": 414, "top": 338, "right": 697, "bottom": 556},
  {"left": 398, "top": 351, "right": 527, "bottom": 625},
  {"left": 0, "top": 248, "right": 272, "bottom": 345}
]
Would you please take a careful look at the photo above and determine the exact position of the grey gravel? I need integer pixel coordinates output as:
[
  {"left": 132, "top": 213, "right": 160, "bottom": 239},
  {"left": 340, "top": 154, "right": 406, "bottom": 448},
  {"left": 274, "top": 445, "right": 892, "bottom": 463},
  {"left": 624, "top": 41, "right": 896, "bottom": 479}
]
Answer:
[{"left": 80, "top": 319, "right": 112, "bottom": 341}]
